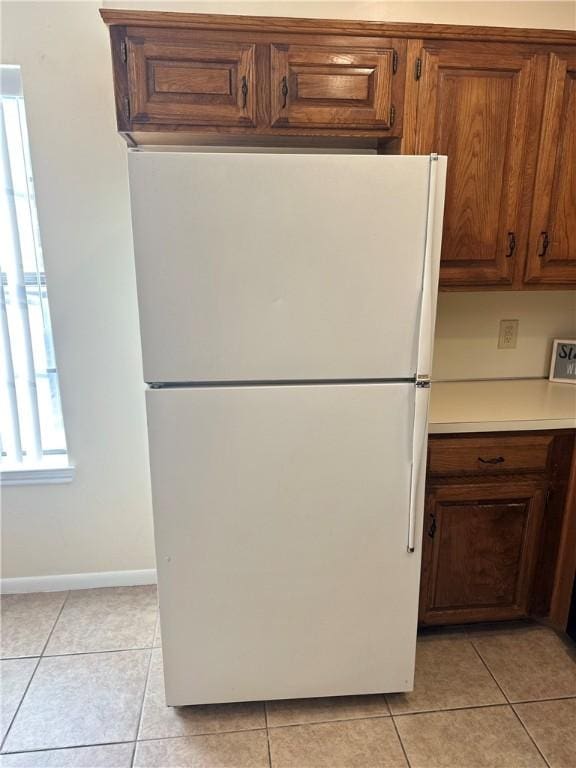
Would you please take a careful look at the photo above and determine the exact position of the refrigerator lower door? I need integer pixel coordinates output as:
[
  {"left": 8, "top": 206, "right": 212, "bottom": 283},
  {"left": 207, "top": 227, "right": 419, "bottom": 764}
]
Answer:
[{"left": 147, "top": 383, "right": 423, "bottom": 705}]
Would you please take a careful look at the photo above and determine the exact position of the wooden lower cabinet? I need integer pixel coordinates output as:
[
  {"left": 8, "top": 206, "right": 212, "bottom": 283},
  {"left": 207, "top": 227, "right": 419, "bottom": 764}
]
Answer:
[
  {"left": 420, "top": 431, "right": 575, "bottom": 626},
  {"left": 419, "top": 479, "right": 546, "bottom": 625}
]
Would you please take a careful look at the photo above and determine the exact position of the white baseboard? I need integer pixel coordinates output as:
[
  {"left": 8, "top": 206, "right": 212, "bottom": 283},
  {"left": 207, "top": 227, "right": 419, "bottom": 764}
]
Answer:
[{"left": 0, "top": 569, "right": 157, "bottom": 594}]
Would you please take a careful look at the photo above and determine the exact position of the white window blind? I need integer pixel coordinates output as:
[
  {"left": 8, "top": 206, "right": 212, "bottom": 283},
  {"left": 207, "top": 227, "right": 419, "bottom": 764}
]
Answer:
[{"left": 0, "top": 65, "right": 70, "bottom": 481}]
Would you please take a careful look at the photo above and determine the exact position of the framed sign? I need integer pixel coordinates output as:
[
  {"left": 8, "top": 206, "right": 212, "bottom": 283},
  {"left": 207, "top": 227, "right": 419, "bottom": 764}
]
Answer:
[{"left": 549, "top": 339, "right": 576, "bottom": 384}]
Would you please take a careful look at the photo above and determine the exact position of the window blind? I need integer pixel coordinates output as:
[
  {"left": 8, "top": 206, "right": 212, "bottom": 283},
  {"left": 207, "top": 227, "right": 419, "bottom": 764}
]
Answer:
[{"left": 0, "top": 65, "right": 67, "bottom": 468}]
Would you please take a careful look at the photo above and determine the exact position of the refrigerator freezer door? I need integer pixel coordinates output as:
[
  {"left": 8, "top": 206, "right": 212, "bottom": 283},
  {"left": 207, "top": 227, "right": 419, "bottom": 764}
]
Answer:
[
  {"left": 147, "top": 383, "right": 421, "bottom": 705},
  {"left": 129, "top": 153, "right": 434, "bottom": 383}
]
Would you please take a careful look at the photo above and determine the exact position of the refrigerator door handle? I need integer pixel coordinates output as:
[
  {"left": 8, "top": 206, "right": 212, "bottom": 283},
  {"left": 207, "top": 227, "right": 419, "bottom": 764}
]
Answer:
[
  {"left": 407, "top": 154, "right": 445, "bottom": 553},
  {"left": 415, "top": 154, "right": 443, "bottom": 380},
  {"left": 407, "top": 380, "right": 430, "bottom": 553}
]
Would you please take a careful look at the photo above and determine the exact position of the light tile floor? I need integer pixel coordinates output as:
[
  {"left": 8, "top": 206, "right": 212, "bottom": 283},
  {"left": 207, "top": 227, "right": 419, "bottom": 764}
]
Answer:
[{"left": 1, "top": 587, "right": 575, "bottom": 767}]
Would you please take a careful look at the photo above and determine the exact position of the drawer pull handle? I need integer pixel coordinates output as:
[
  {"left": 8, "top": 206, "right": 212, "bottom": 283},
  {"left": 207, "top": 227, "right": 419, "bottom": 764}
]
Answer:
[
  {"left": 505, "top": 232, "right": 516, "bottom": 258},
  {"left": 281, "top": 76, "right": 289, "bottom": 109},
  {"left": 241, "top": 76, "right": 248, "bottom": 109},
  {"left": 538, "top": 231, "right": 549, "bottom": 258},
  {"left": 478, "top": 456, "right": 505, "bottom": 464}
]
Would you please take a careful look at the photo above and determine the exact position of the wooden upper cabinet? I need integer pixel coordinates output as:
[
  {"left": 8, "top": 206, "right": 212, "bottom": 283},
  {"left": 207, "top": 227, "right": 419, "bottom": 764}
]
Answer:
[
  {"left": 269, "top": 43, "right": 404, "bottom": 134},
  {"left": 524, "top": 52, "right": 576, "bottom": 286},
  {"left": 414, "top": 45, "right": 540, "bottom": 287},
  {"left": 101, "top": 11, "right": 576, "bottom": 290},
  {"left": 125, "top": 35, "right": 257, "bottom": 127}
]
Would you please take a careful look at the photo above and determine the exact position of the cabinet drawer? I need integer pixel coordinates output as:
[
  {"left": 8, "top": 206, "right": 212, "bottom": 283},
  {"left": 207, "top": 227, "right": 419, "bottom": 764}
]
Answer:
[
  {"left": 126, "top": 36, "right": 256, "bottom": 127},
  {"left": 428, "top": 435, "right": 554, "bottom": 476},
  {"left": 270, "top": 43, "right": 402, "bottom": 132}
]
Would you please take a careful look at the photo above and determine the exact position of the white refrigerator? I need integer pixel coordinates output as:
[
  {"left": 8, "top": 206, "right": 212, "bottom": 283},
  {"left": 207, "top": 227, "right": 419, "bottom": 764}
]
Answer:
[{"left": 128, "top": 151, "right": 447, "bottom": 706}]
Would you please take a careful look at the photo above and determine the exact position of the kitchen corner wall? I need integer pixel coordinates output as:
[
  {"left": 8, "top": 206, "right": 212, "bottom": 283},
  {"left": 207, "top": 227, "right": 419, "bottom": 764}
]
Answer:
[
  {"left": 1, "top": 1, "right": 575, "bottom": 583},
  {"left": 433, "top": 291, "right": 576, "bottom": 381},
  {"left": 1, "top": 1, "right": 154, "bottom": 582}
]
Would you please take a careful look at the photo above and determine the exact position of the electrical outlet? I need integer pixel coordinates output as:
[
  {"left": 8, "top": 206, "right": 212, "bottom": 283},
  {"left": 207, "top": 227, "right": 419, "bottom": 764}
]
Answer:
[{"left": 498, "top": 319, "right": 519, "bottom": 349}]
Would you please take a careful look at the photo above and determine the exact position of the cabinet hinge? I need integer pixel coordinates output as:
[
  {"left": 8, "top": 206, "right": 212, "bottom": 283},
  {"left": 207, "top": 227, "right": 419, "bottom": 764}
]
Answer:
[
  {"left": 389, "top": 104, "right": 396, "bottom": 127},
  {"left": 392, "top": 49, "right": 399, "bottom": 74},
  {"left": 415, "top": 57, "right": 422, "bottom": 80},
  {"left": 120, "top": 40, "right": 127, "bottom": 64},
  {"left": 125, "top": 96, "right": 131, "bottom": 121}
]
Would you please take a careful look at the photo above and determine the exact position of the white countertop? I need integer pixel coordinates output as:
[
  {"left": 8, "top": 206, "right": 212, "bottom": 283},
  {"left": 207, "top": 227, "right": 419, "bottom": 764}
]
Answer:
[{"left": 429, "top": 379, "right": 576, "bottom": 434}]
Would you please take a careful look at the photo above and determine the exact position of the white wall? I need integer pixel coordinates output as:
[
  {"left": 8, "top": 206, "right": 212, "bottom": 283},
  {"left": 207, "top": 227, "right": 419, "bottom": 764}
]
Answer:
[
  {"left": 1, "top": 0, "right": 574, "bottom": 582},
  {"left": 433, "top": 292, "right": 576, "bottom": 381},
  {"left": 1, "top": 1, "right": 154, "bottom": 581}
]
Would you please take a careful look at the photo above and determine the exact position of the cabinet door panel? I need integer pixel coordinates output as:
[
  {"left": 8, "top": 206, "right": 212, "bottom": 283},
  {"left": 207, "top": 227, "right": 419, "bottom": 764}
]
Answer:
[
  {"left": 126, "top": 37, "right": 256, "bottom": 127},
  {"left": 415, "top": 47, "right": 538, "bottom": 287},
  {"left": 270, "top": 43, "right": 402, "bottom": 133},
  {"left": 420, "top": 481, "right": 546, "bottom": 625},
  {"left": 524, "top": 53, "right": 576, "bottom": 285}
]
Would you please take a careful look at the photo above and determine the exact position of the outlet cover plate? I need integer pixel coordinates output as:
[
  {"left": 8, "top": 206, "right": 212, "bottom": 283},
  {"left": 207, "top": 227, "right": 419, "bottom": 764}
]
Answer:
[{"left": 498, "top": 319, "right": 519, "bottom": 349}]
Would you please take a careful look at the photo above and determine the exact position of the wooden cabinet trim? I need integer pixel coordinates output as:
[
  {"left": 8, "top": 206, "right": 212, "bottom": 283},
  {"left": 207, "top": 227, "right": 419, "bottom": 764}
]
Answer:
[
  {"left": 549, "top": 435, "right": 576, "bottom": 629},
  {"left": 100, "top": 9, "right": 576, "bottom": 47}
]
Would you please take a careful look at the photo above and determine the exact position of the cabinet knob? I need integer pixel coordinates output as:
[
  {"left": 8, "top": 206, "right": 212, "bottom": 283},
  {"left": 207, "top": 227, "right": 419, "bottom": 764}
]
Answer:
[
  {"left": 537, "top": 231, "right": 550, "bottom": 258},
  {"left": 281, "top": 76, "right": 289, "bottom": 109},
  {"left": 241, "top": 76, "right": 248, "bottom": 109},
  {"left": 478, "top": 456, "right": 505, "bottom": 465},
  {"left": 505, "top": 232, "right": 516, "bottom": 258}
]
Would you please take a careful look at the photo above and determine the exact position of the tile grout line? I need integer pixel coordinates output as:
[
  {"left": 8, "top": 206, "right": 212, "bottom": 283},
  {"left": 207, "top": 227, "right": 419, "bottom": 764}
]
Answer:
[
  {"left": 264, "top": 712, "right": 393, "bottom": 731},
  {"left": 130, "top": 645, "right": 154, "bottom": 768},
  {"left": 509, "top": 705, "right": 552, "bottom": 768},
  {"left": 263, "top": 702, "right": 273, "bottom": 768},
  {"left": 467, "top": 638, "right": 513, "bottom": 704},
  {"left": 512, "top": 694, "right": 576, "bottom": 705},
  {"left": 3, "top": 645, "right": 159, "bottom": 662},
  {"left": 0, "top": 591, "right": 71, "bottom": 753},
  {"left": 390, "top": 714, "right": 412, "bottom": 768},
  {"left": 390, "top": 701, "right": 514, "bottom": 719},
  {"left": 0, "top": 740, "right": 136, "bottom": 757},
  {"left": 469, "top": 639, "right": 551, "bottom": 768},
  {"left": 0, "top": 728, "right": 271, "bottom": 756},
  {"left": 389, "top": 694, "right": 576, "bottom": 717},
  {"left": 42, "top": 645, "right": 157, "bottom": 659}
]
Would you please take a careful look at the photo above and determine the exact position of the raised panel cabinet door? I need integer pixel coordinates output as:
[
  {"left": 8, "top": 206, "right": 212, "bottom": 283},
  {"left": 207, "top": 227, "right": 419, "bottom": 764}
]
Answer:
[
  {"left": 125, "top": 36, "right": 256, "bottom": 126},
  {"left": 419, "top": 480, "right": 546, "bottom": 625},
  {"left": 415, "top": 46, "right": 538, "bottom": 287},
  {"left": 524, "top": 53, "right": 576, "bottom": 285},
  {"left": 270, "top": 43, "right": 403, "bottom": 133}
]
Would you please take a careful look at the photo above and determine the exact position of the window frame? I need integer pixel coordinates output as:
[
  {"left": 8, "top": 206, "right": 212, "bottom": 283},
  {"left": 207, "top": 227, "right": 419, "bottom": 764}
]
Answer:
[{"left": 0, "top": 65, "right": 73, "bottom": 485}]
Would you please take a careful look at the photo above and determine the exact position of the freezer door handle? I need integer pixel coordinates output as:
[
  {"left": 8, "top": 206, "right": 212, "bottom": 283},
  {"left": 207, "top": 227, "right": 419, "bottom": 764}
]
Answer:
[
  {"left": 407, "top": 381, "right": 430, "bottom": 553},
  {"left": 415, "top": 154, "right": 446, "bottom": 381}
]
